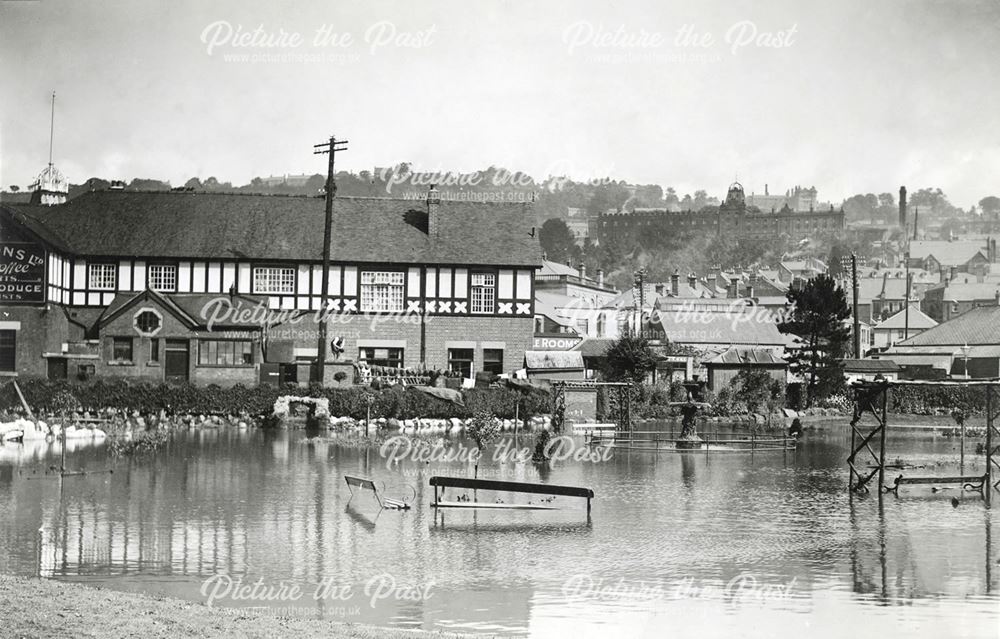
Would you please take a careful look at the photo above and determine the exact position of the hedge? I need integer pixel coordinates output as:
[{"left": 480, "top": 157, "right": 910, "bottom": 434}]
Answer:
[
  {"left": 0, "top": 379, "right": 551, "bottom": 421},
  {"left": 884, "top": 385, "right": 989, "bottom": 416}
]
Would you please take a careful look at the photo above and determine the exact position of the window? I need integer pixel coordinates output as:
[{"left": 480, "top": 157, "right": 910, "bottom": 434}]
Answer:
[
  {"left": 88, "top": 263, "right": 117, "bottom": 290},
  {"left": 253, "top": 267, "right": 295, "bottom": 294},
  {"left": 358, "top": 347, "right": 403, "bottom": 368},
  {"left": 112, "top": 337, "right": 133, "bottom": 362},
  {"left": 198, "top": 340, "right": 253, "bottom": 366},
  {"left": 482, "top": 348, "right": 504, "bottom": 375},
  {"left": 448, "top": 348, "right": 474, "bottom": 378},
  {"left": 150, "top": 338, "right": 160, "bottom": 363},
  {"left": 0, "top": 330, "right": 15, "bottom": 372},
  {"left": 148, "top": 264, "right": 177, "bottom": 292},
  {"left": 133, "top": 309, "right": 162, "bottom": 336},
  {"left": 360, "top": 271, "right": 405, "bottom": 312},
  {"left": 470, "top": 272, "right": 496, "bottom": 314}
]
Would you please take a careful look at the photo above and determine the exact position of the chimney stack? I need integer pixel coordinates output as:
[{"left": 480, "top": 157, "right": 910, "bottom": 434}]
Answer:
[
  {"left": 765, "top": 183, "right": 769, "bottom": 196},
  {"left": 671, "top": 269, "right": 680, "bottom": 296},
  {"left": 727, "top": 278, "right": 738, "bottom": 299},
  {"left": 899, "top": 186, "right": 907, "bottom": 228},
  {"left": 913, "top": 208, "right": 919, "bottom": 241},
  {"left": 747, "top": 272, "right": 757, "bottom": 299},
  {"left": 578, "top": 263, "right": 587, "bottom": 280},
  {"left": 597, "top": 269, "right": 605, "bottom": 287},
  {"left": 687, "top": 272, "right": 697, "bottom": 291},
  {"left": 427, "top": 185, "right": 441, "bottom": 237}
]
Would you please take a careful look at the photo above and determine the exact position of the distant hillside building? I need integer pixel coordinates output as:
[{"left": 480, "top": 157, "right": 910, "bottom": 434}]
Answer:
[
  {"left": 260, "top": 174, "right": 315, "bottom": 188},
  {"left": 745, "top": 184, "right": 818, "bottom": 212},
  {"left": 591, "top": 182, "right": 844, "bottom": 246}
]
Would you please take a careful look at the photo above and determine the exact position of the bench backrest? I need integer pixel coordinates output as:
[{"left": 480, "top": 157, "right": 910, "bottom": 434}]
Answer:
[
  {"left": 344, "top": 475, "right": 378, "bottom": 491},
  {"left": 429, "top": 476, "right": 594, "bottom": 499}
]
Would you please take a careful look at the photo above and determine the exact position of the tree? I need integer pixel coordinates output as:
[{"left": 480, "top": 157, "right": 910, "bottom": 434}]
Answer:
[
  {"left": 8, "top": 185, "right": 19, "bottom": 192},
  {"left": 466, "top": 408, "right": 501, "bottom": 479},
  {"left": 733, "top": 369, "right": 785, "bottom": 428},
  {"left": 539, "top": 218, "right": 578, "bottom": 263},
  {"left": 602, "top": 334, "right": 657, "bottom": 385},
  {"left": 184, "top": 177, "right": 202, "bottom": 190},
  {"left": 779, "top": 274, "right": 851, "bottom": 407},
  {"left": 979, "top": 196, "right": 1000, "bottom": 220}
]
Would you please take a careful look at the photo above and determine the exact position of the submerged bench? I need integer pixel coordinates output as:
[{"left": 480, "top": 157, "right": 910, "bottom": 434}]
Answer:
[
  {"left": 345, "top": 475, "right": 412, "bottom": 511},
  {"left": 886, "top": 473, "right": 987, "bottom": 495},
  {"left": 429, "top": 476, "right": 594, "bottom": 514}
]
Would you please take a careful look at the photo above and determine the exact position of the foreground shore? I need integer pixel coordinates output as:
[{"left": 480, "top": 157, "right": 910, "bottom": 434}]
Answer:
[{"left": 0, "top": 575, "right": 474, "bottom": 639}]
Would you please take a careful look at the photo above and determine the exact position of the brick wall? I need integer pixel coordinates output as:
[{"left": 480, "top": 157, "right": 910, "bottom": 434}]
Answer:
[
  {"left": 0, "top": 305, "right": 65, "bottom": 378},
  {"left": 272, "top": 314, "right": 534, "bottom": 373}
]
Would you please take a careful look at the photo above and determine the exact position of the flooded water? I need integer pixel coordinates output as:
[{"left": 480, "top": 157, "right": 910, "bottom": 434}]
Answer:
[{"left": 0, "top": 425, "right": 997, "bottom": 638}]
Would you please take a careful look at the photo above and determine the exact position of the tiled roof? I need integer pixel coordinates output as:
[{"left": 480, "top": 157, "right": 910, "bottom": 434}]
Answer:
[
  {"left": 6, "top": 190, "right": 541, "bottom": 266},
  {"left": 893, "top": 305, "right": 1000, "bottom": 346},
  {"left": 840, "top": 358, "right": 901, "bottom": 372},
  {"left": 657, "top": 305, "right": 786, "bottom": 346},
  {"left": 927, "top": 281, "right": 1000, "bottom": 301},
  {"left": 875, "top": 305, "right": 938, "bottom": 330},
  {"left": 571, "top": 338, "right": 615, "bottom": 358},
  {"left": 909, "top": 240, "right": 987, "bottom": 266},
  {"left": 98, "top": 290, "right": 267, "bottom": 329},
  {"left": 857, "top": 276, "right": 912, "bottom": 301},
  {"left": 706, "top": 346, "right": 786, "bottom": 366},
  {"left": 538, "top": 260, "right": 580, "bottom": 277}
]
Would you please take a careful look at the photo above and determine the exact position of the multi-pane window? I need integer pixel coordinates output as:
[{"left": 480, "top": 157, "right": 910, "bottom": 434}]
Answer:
[
  {"left": 448, "top": 348, "right": 474, "bottom": 378},
  {"left": 0, "top": 330, "right": 15, "bottom": 372},
  {"left": 112, "top": 337, "right": 133, "bottom": 362},
  {"left": 150, "top": 338, "right": 161, "bottom": 363},
  {"left": 134, "top": 310, "right": 161, "bottom": 335},
  {"left": 482, "top": 348, "right": 504, "bottom": 375},
  {"left": 88, "top": 263, "right": 117, "bottom": 290},
  {"left": 253, "top": 267, "right": 295, "bottom": 294},
  {"left": 360, "top": 271, "right": 405, "bottom": 312},
  {"left": 148, "top": 264, "right": 177, "bottom": 292},
  {"left": 470, "top": 272, "right": 496, "bottom": 314},
  {"left": 198, "top": 340, "right": 253, "bottom": 366},
  {"left": 358, "top": 347, "right": 404, "bottom": 368}
]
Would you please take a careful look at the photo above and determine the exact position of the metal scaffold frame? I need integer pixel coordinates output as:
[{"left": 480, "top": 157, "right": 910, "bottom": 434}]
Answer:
[{"left": 849, "top": 378, "right": 999, "bottom": 505}]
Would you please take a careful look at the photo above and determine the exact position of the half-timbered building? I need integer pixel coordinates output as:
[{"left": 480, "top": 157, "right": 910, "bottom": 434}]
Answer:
[{"left": 0, "top": 188, "right": 540, "bottom": 385}]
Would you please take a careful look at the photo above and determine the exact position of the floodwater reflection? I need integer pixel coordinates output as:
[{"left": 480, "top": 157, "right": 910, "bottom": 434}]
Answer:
[{"left": 0, "top": 426, "right": 996, "bottom": 637}]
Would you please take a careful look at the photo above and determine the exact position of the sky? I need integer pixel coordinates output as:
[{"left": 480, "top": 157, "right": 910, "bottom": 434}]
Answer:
[{"left": 0, "top": 0, "right": 998, "bottom": 208}]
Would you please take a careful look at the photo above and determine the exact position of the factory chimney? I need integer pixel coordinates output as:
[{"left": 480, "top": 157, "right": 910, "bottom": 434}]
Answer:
[{"left": 899, "top": 186, "right": 907, "bottom": 229}]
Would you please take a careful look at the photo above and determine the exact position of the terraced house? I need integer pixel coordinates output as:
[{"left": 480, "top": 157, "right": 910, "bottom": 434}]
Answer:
[{"left": 0, "top": 188, "right": 541, "bottom": 385}]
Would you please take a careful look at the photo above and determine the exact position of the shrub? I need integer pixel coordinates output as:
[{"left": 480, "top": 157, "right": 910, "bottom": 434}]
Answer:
[{"left": 0, "top": 378, "right": 551, "bottom": 421}]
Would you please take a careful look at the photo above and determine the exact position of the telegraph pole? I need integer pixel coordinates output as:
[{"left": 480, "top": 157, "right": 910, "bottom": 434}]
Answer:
[
  {"left": 633, "top": 268, "right": 646, "bottom": 338},
  {"left": 851, "top": 253, "right": 860, "bottom": 358},
  {"left": 904, "top": 253, "right": 911, "bottom": 341},
  {"left": 48, "top": 91, "right": 56, "bottom": 167},
  {"left": 313, "top": 135, "right": 349, "bottom": 382}
]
